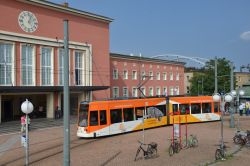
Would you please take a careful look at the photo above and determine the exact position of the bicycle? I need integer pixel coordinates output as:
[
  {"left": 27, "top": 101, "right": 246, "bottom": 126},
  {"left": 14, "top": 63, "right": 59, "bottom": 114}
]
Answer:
[
  {"left": 215, "top": 142, "right": 227, "bottom": 160},
  {"left": 134, "top": 140, "right": 158, "bottom": 161},
  {"left": 168, "top": 138, "right": 181, "bottom": 156},
  {"left": 182, "top": 134, "right": 198, "bottom": 148},
  {"left": 233, "top": 130, "right": 250, "bottom": 145}
]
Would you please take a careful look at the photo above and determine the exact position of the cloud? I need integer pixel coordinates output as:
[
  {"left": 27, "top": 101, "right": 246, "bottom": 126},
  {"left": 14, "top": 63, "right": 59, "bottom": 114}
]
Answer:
[{"left": 240, "top": 31, "right": 250, "bottom": 41}]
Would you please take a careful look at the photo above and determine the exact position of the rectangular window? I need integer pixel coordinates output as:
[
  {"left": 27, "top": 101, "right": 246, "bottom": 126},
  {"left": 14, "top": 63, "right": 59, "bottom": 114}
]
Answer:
[
  {"left": 146, "top": 105, "right": 166, "bottom": 118},
  {"left": 163, "top": 87, "right": 167, "bottom": 96},
  {"left": 58, "top": 49, "right": 64, "bottom": 85},
  {"left": 132, "top": 70, "right": 137, "bottom": 80},
  {"left": 123, "top": 70, "right": 128, "bottom": 79},
  {"left": 100, "top": 110, "right": 107, "bottom": 125},
  {"left": 202, "top": 103, "right": 212, "bottom": 113},
  {"left": 180, "top": 104, "right": 190, "bottom": 115},
  {"left": 173, "top": 104, "right": 179, "bottom": 114},
  {"left": 110, "top": 109, "right": 122, "bottom": 124},
  {"left": 0, "top": 43, "right": 13, "bottom": 85},
  {"left": 163, "top": 72, "right": 167, "bottom": 80},
  {"left": 41, "top": 47, "right": 53, "bottom": 85},
  {"left": 21, "top": 44, "right": 34, "bottom": 85},
  {"left": 156, "top": 87, "right": 161, "bottom": 96},
  {"left": 149, "top": 71, "right": 153, "bottom": 80},
  {"left": 90, "top": 111, "right": 98, "bottom": 126},
  {"left": 191, "top": 103, "right": 201, "bottom": 114},
  {"left": 156, "top": 72, "right": 160, "bottom": 80},
  {"left": 132, "top": 87, "right": 138, "bottom": 97},
  {"left": 123, "top": 108, "right": 134, "bottom": 122},
  {"left": 149, "top": 87, "right": 153, "bottom": 96},
  {"left": 75, "top": 51, "right": 84, "bottom": 85},
  {"left": 135, "top": 107, "right": 144, "bottom": 120},
  {"left": 113, "top": 69, "right": 118, "bottom": 80},
  {"left": 123, "top": 87, "right": 128, "bottom": 97},
  {"left": 112, "top": 87, "right": 119, "bottom": 98},
  {"left": 170, "top": 72, "right": 173, "bottom": 80},
  {"left": 170, "top": 87, "right": 174, "bottom": 95},
  {"left": 141, "top": 71, "right": 146, "bottom": 80},
  {"left": 176, "top": 72, "right": 180, "bottom": 81},
  {"left": 140, "top": 87, "right": 146, "bottom": 96},
  {"left": 175, "top": 86, "right": 179, "bottom": 95}
]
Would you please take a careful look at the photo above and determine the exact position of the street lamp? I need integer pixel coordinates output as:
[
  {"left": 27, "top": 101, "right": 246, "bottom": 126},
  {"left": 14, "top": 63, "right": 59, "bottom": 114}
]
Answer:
[
  {"left": 21, "top": 99, "right": 34, "bottom": 166},
  {"left": 212, "top": 93, "right": 233, "bottom": 154},
  {"left": 231, "top": 89, "right": 245, "bottom": 130}
]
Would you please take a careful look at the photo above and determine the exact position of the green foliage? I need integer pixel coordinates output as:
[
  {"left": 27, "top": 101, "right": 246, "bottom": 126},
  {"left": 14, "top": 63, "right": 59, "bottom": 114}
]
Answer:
[{"left": 189, "top": 58, "right": 235, "bottom": 96}]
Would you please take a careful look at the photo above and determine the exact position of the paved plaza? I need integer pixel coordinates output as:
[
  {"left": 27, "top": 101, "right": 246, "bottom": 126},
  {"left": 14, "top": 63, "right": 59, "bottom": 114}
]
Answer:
[{"left": 0, "top": 115, "right": 250, "bottom": 166}]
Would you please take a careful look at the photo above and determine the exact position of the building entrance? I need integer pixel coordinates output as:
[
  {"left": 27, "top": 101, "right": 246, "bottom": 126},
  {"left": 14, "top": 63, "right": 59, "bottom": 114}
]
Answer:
[{"left": 1, "top": 100, "right": 13, "bottom": 122}]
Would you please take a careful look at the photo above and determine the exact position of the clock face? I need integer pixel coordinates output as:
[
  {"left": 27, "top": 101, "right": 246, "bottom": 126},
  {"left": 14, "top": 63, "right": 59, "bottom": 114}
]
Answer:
[{"left": 18, "top": 11, "right": 38, "bottom": 33}]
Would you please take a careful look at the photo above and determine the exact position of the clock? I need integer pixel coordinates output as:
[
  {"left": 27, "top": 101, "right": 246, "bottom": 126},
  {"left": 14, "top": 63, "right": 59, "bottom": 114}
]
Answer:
[{"left": 18, "top": 11, "right": 38, "bottom": 33}]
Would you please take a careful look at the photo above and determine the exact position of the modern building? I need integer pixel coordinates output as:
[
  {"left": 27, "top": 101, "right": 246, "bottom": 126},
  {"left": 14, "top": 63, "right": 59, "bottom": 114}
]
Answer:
[
  {"left": 0, "top": 0, "right": 112, "bottom": 123},
  {"left": 110, "top": 53, "right": 185, "bottom": 98}
]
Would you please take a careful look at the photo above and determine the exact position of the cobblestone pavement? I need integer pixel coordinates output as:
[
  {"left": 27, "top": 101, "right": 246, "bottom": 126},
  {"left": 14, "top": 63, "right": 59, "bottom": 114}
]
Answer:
[{"left": 0, "top": 115, "right": 249, "bottom": 166}]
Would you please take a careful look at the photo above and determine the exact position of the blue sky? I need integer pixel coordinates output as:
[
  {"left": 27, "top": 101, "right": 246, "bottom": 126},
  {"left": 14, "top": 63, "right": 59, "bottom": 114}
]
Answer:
[{"left": 50, "top": 0, "right": 250, "bottom": 70}]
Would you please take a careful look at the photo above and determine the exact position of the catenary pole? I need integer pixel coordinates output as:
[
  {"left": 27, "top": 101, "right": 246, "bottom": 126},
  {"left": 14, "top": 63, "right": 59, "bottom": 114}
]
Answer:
[
  {"left": 63, "top": 19, "right": 70, "bottom": 166},
  {"left": 230, "top": 62, "right": 235, "bottom": 128},
  {"left": 215, "top": 57, "right": 218, "bottom": 93}
]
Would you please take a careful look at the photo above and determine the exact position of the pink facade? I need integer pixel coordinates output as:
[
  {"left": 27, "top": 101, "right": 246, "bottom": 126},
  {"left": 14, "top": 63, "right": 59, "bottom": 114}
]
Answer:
[
  {"left": 110, "top": 53, "right": 185, "bottom": 98},
  {"left": 0, "top": 0, "right": 111, "bottom": 122}
]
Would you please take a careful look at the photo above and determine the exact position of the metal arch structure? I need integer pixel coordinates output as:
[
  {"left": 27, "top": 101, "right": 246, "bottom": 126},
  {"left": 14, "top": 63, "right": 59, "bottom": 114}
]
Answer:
[{"left": 150, "top": 54, "right": 210, "bottom": 66}]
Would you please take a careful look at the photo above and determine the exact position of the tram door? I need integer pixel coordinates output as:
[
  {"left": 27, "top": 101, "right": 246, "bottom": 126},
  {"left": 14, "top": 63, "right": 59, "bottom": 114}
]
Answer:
[{"left": 109, "top": 109, "right": 123, "bottom": 135}]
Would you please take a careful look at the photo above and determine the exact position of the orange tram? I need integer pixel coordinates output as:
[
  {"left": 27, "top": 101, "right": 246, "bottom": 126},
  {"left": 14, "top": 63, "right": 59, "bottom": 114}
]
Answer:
[{"left": 77, "top": 96, "right": 221, "bottom": 138}]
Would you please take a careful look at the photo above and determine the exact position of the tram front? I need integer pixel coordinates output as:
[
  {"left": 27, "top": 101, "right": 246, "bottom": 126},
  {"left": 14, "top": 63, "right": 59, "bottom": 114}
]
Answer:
[{"left": 77, "top": 101, "right": 91, "bottom": 138}]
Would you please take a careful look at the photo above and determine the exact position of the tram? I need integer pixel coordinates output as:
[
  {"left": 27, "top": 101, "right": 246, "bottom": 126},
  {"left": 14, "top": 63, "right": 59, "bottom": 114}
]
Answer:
[{"left": 77, "top": 96, "right": 220, "bottom": 138}]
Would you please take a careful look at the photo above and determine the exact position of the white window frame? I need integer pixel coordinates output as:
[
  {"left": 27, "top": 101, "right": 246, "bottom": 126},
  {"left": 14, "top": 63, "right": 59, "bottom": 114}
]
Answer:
[
  {"left": 156, "top": 87, "right": 161, "bottom": 96},
  {"left": 58, "top": 48, "right": 64, "bottom": 85},
  {"left": 132, "top": 70, "right": 137, "bottom": 80},
  {"left": 0, "top": 42, "right": 14, "bottom": 85},
  {"left": 163, "top": 72, "right": 167, "bottom": 81},
  {"left": 41, "top": 47, "right": 54, "bottom": 86},
  {"left": 75, "top": 50, "right": 84, "bottom": 85},
  {"left": 113, "top": 68, "right": 118, "bottom": 80},
  {"left": 113, "top": 87, "right": 119, "bottom": 98},
  {"left": 149, "top": 87, "right": 153, "bottom": 96},
  {"left": 176, "top": 72, "right": 179, "bottom": 81},
  {"left": 21, "top": 44, "right": 35, "bottom": 86},
  {"left": 141, "top": 71, "right": 146, "bottom": 80},
  {"left": 123, "top": 70, "right": 128, "bottom": 80},
  {"left": 170, "top": 86, "right": 174, "bottom": 95},
  {"left": 170, "top": 72, "right": 173, "bottom": 81},
  {"left": 123, "top": 87, "right": 128, "bottom": 97},
  {"left": 156, "top": 72, "right": 160, "bottom": 80},
  {"left": 175, "top": 86, "right": 179, "bottom": 95},
  {"left": 140, "top": 87, "right": 146, "bottom": 96},
  {"left": 132, "top": 87, "right": 138, "bottom": 97},
  {"left": 163, "top": 87, "right": 167, "bottom": 96},
  {"left": 149, "top": 71, "right": 153, "bottom": 80}
]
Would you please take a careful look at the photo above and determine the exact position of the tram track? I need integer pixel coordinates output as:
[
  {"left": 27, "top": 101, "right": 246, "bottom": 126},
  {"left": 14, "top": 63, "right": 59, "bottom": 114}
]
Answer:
[{"left": 1, "top": 135, "right": 102, "bottom": 166}]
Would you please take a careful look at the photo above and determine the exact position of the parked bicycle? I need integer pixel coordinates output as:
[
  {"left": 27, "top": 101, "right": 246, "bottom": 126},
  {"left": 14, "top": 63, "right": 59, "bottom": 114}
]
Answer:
[
  {"left": 215, "top": 142, "right": 227, "bottom": 160},
  {"left": 168, "top": 138, "right": 181, "bottom": 156},
  {"left": 182, "top": 134, "right": 198, "bottom": 148},
  {"left": 134, "top": 140, "right": 158, "bottom": 161},
  {"left": 233, "top": 130, "right": 250, "bottom": 146}
]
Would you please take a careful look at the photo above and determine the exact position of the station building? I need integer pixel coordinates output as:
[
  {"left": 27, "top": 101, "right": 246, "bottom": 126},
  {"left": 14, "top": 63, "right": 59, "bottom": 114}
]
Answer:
[
  {"left": 110, "top": 53, "right": 185, "bottom": 98},
  {"left": 0, "top": 0, "right": 112, "bottom": 123}
]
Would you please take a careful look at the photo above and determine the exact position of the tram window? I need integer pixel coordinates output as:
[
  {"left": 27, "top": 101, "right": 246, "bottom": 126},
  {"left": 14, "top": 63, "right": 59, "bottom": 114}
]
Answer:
[
  {"left": 123, "top": 108, "right": 134, "bottom": 122},
  {"left": 110, "top": 109, "right": 122, "bottom": 124},
  {"left": 79, "top": 104, "right": 88, "bottom": 127},
  {"left": 214, "top": 102, "right": 220, "bottom": 112},
  {"left": 135, "top": 107, "right": 144, "bottom": 120},
  {"left": 191, "top": 103, "right": 201, "bottom": 114},
  {"left": 100, "top": 110, "right": 107, "bottom": 125},
  {"left": 90, "top": 111, "right": 98, "bottom": 126},
  {"left": 202, "top": 103, "right": 211, "bottom": 113},
  {"left": 173, "top": 104, "right": 178, "bottom": 114},
  {"left": 146, "top": 105, "right": 165, "bottom": 118},
  {"left": 180, "top": 104, "right": 190, "bottom": 115}
]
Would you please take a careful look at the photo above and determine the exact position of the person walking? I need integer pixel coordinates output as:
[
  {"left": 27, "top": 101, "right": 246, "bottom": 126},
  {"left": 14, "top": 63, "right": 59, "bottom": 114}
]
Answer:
[
  {"left": 239, "top": 103, "right": 244, "bottom": 116},
  {"left": 246, "top": 102, "right": 250, "bottom": 116},
  {"left": 21, "top": 115, "right": 26, "bottom": 132}
]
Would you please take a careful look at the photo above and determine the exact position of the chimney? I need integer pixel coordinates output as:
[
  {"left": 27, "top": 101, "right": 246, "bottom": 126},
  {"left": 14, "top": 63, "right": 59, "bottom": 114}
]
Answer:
[{"left": 62, "top": 2, "right": 69, "bottom": 7}]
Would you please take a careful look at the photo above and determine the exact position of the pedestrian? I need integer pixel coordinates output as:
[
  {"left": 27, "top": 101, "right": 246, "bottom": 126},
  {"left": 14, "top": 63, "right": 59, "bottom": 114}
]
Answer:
[
  {"left": 246, "top": 102, "right": 250, "bottom": 116},
  {"left": 26, "top": 116, "right": 31, "bottom": 130},
  {"left": 239, "top": 103, "right": 244, "bottom": 116},
  {"left": 55, "top": 106, "right": 59, "bottom": 119},
  {"left": 21, "top": 115, "right": 26, "bottom": 132}
]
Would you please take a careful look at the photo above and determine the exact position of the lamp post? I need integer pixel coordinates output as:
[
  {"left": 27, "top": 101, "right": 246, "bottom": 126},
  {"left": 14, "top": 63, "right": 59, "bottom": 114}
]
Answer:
[
  {"left": 21, "top": 99, "right": 34, "bottom": 166},
  {"left": 212, "top": 93, "right": 233, "bottom": 153},
  {"left": 231, "top": 90, "right": 245, "bottom": 130}
]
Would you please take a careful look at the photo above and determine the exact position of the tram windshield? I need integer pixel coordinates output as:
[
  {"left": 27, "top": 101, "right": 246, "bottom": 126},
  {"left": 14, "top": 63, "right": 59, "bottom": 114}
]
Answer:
[{"left": 79, "top": 103, "right": 89, "bottom": 127}]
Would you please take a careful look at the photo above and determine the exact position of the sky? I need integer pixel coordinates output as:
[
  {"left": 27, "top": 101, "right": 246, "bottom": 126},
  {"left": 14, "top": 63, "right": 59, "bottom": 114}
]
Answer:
[{"left": 50, "top": 0, "right": 250, "bottom": 71}]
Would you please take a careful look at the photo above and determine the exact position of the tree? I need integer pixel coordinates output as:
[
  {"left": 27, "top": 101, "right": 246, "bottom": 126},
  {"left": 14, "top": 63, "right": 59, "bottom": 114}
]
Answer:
[{"left": 189, "top": 58, "right": 234, "bottom": 96}]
